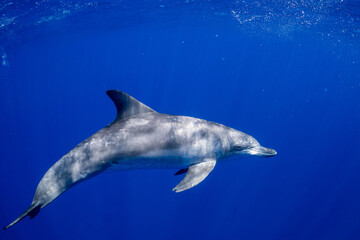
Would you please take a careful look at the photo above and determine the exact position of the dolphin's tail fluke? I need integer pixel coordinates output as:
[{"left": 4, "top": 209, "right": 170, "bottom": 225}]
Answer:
[{"left": 3, "top": 203, "right": 41, "bottom": 230}]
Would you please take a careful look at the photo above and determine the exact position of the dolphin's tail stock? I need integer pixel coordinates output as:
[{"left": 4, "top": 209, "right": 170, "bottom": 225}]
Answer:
[{"left": 3, "top": 202, "right": 41, "bottom": 230}]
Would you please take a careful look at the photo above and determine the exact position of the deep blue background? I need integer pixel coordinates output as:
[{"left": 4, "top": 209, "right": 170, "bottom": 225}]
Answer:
[{"left": 1, "top": 1, "right": 360, "bottom": 239}]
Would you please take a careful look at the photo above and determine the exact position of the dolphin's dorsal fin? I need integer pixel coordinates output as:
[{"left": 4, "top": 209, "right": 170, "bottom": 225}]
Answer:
[{"left": 106, "top": 90, "right": 155, "bottom": 121}]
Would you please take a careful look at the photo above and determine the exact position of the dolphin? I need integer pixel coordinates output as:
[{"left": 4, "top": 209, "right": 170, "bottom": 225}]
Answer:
[{"left": 4, "top": 90, "right": 276, "bottom": 230}]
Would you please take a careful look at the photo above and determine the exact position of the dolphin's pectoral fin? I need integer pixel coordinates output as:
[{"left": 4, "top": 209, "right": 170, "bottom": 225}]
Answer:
[
  {"left": 173, "top": 159, "right": 216, "bottom": 193},
  {"left": 174, "top": 168, "right": 188, "bottom": 175}
]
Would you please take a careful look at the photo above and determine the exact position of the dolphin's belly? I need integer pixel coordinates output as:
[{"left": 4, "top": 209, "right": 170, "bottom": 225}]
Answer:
[
  {"left": 106, "top": 146, "right": 205, "bottom": 171},
  {"left": 106, "top": 155, "right": 199, "bottom": 172}
]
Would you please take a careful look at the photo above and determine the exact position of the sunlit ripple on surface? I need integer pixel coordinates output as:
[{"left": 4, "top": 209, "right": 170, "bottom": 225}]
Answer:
[
  {"left": 0, "top": 0, "right": 359, "bottom": 65},
  {"left": 231, "top": 0, "right": 360, "bottom": 41}
]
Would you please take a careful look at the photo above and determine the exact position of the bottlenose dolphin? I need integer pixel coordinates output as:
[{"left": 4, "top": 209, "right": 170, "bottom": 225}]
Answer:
[{"left": 4, "top": 90, "right": 276, "bottom": 230}]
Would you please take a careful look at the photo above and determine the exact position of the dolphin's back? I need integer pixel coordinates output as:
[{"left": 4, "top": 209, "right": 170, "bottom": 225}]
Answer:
[{"left": 102, "top": 112, "right": 230, "bottom": 170}]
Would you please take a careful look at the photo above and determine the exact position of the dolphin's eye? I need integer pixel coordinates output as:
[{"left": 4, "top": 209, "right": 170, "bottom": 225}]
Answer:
[{"left": 233, "top": 146, "right": 245, "bottom": 151}]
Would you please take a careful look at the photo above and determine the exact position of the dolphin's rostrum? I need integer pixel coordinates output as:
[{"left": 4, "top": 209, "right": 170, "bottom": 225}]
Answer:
[{"left": 4, "top": 90, "right": 276, "bottom": 230}]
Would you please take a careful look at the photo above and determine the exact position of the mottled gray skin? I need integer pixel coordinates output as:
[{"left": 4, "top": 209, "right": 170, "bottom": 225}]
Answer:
[
  {"left": 36, "top": 113, "right": 254, "bottom": 204},
  {"left": 4, "top": 90, "right": 276, "bottom": 230},
  {"left": 35, "top": 112, "right": 275, "bottom": 208}
]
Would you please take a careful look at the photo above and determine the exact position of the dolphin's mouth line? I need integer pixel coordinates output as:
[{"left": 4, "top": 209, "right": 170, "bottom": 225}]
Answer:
[{"left": 242, "top": 147, "right": 277, "bottom": 157}]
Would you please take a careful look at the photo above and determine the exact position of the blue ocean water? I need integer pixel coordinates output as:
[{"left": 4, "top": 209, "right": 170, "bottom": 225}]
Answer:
[{"left": 1, "top": 0, "right": 360, "bottom": 239}]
